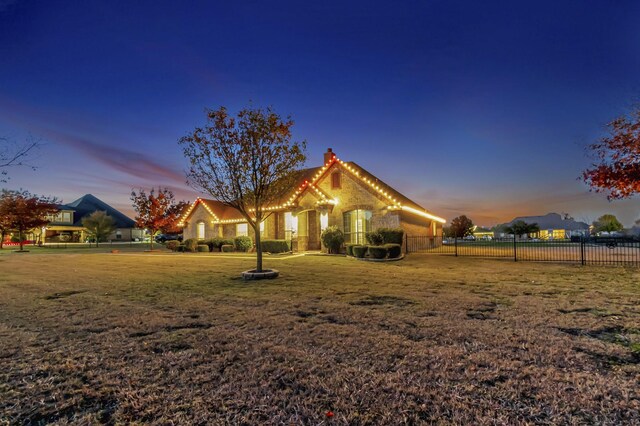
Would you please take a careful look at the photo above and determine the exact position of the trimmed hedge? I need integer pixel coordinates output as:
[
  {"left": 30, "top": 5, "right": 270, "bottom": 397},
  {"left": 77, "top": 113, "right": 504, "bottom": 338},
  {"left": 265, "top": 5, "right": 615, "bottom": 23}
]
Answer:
[
  {"left": 260, "top": 239, "right": 290, "bottom": 253},
  {"left": 385, "top": 243, "right": 402, "bottom": 259},
  {"left": 368, "top": 246, "right": 388, "bottom": 259},
  {"left": 221, "top": 244, "right": 234, "bottom": 252},
  {"left": 206, "top": 238, "right": 234, "bottom": 252},
  {"left": 176, "top": 244, "right": 186, "bottom": 252},
  {"left": 352, "top": 245, "right": 368, "bottom": 258},
  {"left": 321, "top": 226, "right": 344, "bottom": 254},
  {"left": 183, "top": 238, "right": 199, "bottom": 252},
  {"left": 234, "top": 236, "right": 253, "bottom": 252},
  {"left": 345, "top": 243, "right": 358, "bottom": 256},
  {"left": 378, "top": 228, "right": 404, "bottom": 245},
  {"left": 166, "top": 240, "right": 180, "bottom": 251},
  {"left": 366, "top": 231, "right": 384, "bottom": 246},
  {"left": 197, "top": 244, "right": 209, "bottom": 252}
]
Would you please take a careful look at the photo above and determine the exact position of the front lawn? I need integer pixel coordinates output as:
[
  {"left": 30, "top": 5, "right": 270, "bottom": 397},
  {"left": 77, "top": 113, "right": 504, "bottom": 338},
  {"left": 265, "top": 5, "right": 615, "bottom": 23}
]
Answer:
[{"left": 0, "top": 253, "right": 638, "bottom": 424}]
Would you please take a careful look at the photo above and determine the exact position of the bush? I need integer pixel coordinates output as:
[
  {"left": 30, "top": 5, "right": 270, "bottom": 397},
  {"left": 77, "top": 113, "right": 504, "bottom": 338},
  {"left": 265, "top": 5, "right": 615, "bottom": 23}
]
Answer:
[
  {"left": 176, "top": 244, "right": 185, "bottom": 252},
  {"left": 385, "top": 243, "right": 402, "bottom": 259},
  {"left": 166, "top": 240, "right": 180, "bottom": 251},
  {"left": 352, "top": 245, "right": 367, "bottom": 258},
  {"left": 221, "top": 244, "right": 234, "bottom": 252},
  {"left": 368, "top": 246, "right": 388, "bottom": 259},
  {"left": 366, "top": 231, "right": 384, "bottom": 246},
  {"left": 345, "top": 243, "right": 358, "bottom": 256},
  {"left": 234, "top": 236, "right": 253, "bottom": 252},
  {"left": 260, "top": 239, "right": 290, "bottom": 253},
  {"left": 378, "top": 228, "right": 405, "bottom": 245},
  {"left": 321, "top": 226, "right": 345, "bottom": 254},
  {"left": 197, "top": 244, "right": 209, "bottom": 252},
  {"left": 183, "top": 238, "right": 199, "bottom": 252}
]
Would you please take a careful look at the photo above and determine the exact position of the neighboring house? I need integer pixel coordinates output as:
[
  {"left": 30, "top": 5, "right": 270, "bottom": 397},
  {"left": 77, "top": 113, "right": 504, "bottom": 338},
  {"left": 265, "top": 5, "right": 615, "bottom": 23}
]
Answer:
[
  {"left": 497, "top": 213, "right": 590, "bottom": 239},
  {"left": 472, "top": 226, "right": 494, "bottom": 240},
  {"left": 179, "top": 148, "right": 445, "bottom": 250},
  {"left": 44, "top": 194, "right": 143, "bottom": 242}
]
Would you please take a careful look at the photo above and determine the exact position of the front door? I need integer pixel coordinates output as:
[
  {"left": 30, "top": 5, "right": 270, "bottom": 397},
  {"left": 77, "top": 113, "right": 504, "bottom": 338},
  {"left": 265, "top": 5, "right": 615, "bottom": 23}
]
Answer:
[{"left": 307, "top": 210, "right": 320, "bottom": 250}]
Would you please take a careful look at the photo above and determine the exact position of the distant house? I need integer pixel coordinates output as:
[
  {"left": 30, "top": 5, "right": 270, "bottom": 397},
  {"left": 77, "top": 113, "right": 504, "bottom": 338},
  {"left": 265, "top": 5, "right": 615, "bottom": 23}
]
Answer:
[
  {"left": 472, "top": 226, "right": 494, "bottom": 240},
  {"left": 45, "top": 194, "right": 143, "bottom": 242},
  {"left": 179, "top": 148, "right": 446, "bottom": 250},
  {"left": 498, "top": 213, "right": 589, "bottom": 239}
]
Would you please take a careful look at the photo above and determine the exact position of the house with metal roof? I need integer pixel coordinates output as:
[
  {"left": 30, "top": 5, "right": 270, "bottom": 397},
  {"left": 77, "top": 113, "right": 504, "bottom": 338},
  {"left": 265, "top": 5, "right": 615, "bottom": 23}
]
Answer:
[
  {"left": 500, "top": 213, "right": 590, "bottom": 239},
  {"left": 179, "top": 148, "right": 446, "bottom": 250}
]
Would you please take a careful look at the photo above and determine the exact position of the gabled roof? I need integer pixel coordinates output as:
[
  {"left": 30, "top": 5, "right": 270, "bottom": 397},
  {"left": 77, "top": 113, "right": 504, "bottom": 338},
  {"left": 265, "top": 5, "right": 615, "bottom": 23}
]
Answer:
[
  {"left": 60, "top": 194, "right": 136, "bottom": 228},
  {"left": 179, "top": 151, "right": 446, "bottom": 225},
  {"left": 508, "top": 213, "right": 589, "bottom": 231}
]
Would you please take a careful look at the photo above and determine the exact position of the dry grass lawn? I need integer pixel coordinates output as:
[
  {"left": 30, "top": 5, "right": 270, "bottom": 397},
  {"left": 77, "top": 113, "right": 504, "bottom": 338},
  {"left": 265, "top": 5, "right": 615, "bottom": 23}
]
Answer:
[{"left": 0, "top": 251, "right": 639, "bottom": 424}]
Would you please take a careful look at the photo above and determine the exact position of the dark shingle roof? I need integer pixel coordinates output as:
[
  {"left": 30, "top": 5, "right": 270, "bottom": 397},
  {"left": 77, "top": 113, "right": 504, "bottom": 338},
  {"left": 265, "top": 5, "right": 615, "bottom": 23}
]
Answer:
[
  {"left": 62, "top": 194, "right": 136, "bottom": 228},
  {"left": 508, "top": 213, "right": 589, "bottom": 231}
]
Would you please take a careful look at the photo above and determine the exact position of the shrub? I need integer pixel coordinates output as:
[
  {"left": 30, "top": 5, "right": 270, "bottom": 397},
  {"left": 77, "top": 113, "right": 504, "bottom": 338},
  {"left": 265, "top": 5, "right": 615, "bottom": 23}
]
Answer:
[
  {"left": 197, "top": 244, "right": 209, "bottom": 252},
  {"left": 260, "top": 239, "right": 290, "bottom": 253},
  {"left": 352, "top": 245, "right": 367, "bottom": 258},
  {"left": 234, "top": 236, "right": 253, "bottom": 252},
  {"left": 378, "top": 227, "right": 405, "bottom": 245},
  {"left": 205, "top": 238, "right": 220, "bottom": 251},
  {"left": 366, "top": 231, "right": 384, "bottom": 246},
  {"left": 165, "top": 240, "right": 180, "bottom": 251},
  {"left": 183, "top": 238, "right": 198, "bottom": 252},
  {"left": 321, "top": 226, "right": 345, "bottom": 254},
  {"left": 176, "top": 244, "right": 185, "bottom": 252},
  {"left": 385, "top": 243, "right": 402, "bottom": 259},
  {"left": 345, "top": 243, "right": 358, "bottom": 256},
  {"left": 368, "top": 245, "right": 388, "bottom": 259},
  {"left": 221, "top": 244, "right": 234, "bottom": 252}
]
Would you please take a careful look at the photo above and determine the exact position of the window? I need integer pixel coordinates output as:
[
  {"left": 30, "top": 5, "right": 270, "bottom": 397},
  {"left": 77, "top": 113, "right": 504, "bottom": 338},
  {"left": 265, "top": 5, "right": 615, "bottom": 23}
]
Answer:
[
  {"left": 343, "top": 209, "right": 372, "bottom": 244},
  {"left": 320, "top": 212, "right": 328, "bottom": 231},
  {"left": 197, "top": 222, "right": 205, "bottom": 239},
  {"left": 331, "top": 172, "right": 341, "bottom": 189},
  {"left": 260, "top": 221, "right": 265, "bottom": 237},
  {"left": 236, "top": 223, "right": 248, "bottom": 236},
  {"left": 284, "top": 212, "right": 297, "bottom": 240}
]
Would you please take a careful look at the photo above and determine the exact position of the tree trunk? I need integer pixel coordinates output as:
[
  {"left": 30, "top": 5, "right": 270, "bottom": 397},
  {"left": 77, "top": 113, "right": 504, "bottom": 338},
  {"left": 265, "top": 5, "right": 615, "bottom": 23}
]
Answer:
[
  {"left": 18, "top": 228, "right": 23, "bottom": 251},
  {"left": 149, "top": 230, "right": 154, "bottom": 251},
  {"left": 0, "top": 230, "right": 4, "bottom": 249},
  {"left": 255, "top": 226, "right": 262, "bottom": 272}
]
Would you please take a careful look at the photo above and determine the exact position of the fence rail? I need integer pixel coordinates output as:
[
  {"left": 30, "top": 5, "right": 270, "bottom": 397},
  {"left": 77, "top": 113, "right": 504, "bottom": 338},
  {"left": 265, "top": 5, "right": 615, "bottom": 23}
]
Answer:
[{"left": 405, "top": 236, "right": 640, "bottom": 266}]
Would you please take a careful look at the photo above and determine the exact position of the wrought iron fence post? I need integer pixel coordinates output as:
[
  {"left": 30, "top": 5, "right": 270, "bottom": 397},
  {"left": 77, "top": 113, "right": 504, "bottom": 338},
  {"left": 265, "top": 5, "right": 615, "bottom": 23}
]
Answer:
[
  {"left": 513, "top": 234, "right": 517, "bottom": 262},
  {"left": 405, "top": 234, "right": 409, "bottom": 254},
  {"left": 580, "top": 237, "right": 585, "bottom": 265},
  {"left": 454, "top": 237, "right": 458, "bottom": 257}
]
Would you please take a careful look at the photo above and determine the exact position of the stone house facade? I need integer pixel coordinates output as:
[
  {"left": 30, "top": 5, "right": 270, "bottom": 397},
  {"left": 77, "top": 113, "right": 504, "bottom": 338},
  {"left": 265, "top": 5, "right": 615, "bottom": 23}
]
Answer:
[{"left": 180, "top": 149, "right": 445, "bottom": 250}]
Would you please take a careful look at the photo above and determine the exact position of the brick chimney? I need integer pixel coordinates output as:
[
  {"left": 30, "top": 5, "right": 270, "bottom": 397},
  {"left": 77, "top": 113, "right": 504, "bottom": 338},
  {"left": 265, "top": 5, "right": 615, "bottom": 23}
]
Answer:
[{"left": 323, "top": 148, "right": 335, "bottom": 165}]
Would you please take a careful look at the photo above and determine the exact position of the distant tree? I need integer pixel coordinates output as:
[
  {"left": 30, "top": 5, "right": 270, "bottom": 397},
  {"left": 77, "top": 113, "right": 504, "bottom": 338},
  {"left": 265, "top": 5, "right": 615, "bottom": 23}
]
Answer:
[
  {"left": 81, "top": 211, "right": 117, "bottom": 247},
  {"left": 505, "top": 220, "right": 540, "bottom": 238},
  {"left": 582, "top": 108, "right": 639, "bottom": 199},
  {"left": 0, "top": 189, "right": 58, "bottom": 251},
  {"left": 449, "top": 215, "right": 474, "bottom": 238},
  {"left": 180, "top": 105, "right": 307, "bottom": 273},
  {"left": 561, "top": 212, "right": 574, "bottom": 221},
  {"left": 0, "top": 136, "right": 40, "bottom": 182},
  {"left": 131, "top": 188, "right": 187, "bottom": 250},
  {"left": 592, "top": 214, "right": 624, "bottom": 234},
  {"left": 0, "top": 203, "right": 11, "bottom": 249}
]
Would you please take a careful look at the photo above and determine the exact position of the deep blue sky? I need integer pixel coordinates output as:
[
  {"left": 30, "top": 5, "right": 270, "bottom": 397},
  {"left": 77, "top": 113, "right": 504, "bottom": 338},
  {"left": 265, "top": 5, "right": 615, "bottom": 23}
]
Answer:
[{"left": 1, "top": 1, "right": 639, "bottom": 225}]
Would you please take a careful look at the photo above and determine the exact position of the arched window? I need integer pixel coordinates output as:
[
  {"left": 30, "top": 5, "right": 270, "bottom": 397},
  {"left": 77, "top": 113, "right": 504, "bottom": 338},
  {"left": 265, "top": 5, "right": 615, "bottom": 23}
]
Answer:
[{"left": 197, "top": 222, "right": 205, "bottom": 240}]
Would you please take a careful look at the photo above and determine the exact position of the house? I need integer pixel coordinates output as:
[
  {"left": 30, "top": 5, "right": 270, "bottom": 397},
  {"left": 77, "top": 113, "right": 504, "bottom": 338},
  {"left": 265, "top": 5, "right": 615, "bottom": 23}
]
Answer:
[
  {"left": 44, "top": 194, "right": 143, "bottom": 242},
  {"left": 179, "top": 148, "right": 445, "bottom": 250},
  {"left": 498, "top": 213, "right": 589, "bottom": 239}
]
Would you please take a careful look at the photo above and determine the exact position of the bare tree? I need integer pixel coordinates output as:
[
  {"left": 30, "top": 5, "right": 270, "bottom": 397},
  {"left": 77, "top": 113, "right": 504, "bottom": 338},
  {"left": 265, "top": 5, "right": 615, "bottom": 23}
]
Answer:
[
  {"left": 180, "top": 105, "right": 306, "bottom": 273},
  {"left": 0, "top": 136, "right": 40, "bottom": 182}
]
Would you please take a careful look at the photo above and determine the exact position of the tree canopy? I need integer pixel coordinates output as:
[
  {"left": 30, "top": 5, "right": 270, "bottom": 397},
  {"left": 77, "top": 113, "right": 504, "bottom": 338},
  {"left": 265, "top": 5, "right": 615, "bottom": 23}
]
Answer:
[
  {"left": 0, "top": 189, "right": 58, "bottom": 251},
  {"left": 592, "top": 214, "right": 623, "bottom": 234},
  {"left": 582, "top": 108, "right": 640, "bottom": 199},
  {"left": 449, "top": 215, "right": 474, "bottom": 238},
  {"left": 179, "top": 105, "right": 307, "bottom": 272},
  {"left": 505, "top": 220, "right": 540, "bottom": 238},
  {"left": 131, "top": 188, "right": 187, "bottom": 250},
  {"left": 81, "top": 211, "right": 117, "bottom": 246}
]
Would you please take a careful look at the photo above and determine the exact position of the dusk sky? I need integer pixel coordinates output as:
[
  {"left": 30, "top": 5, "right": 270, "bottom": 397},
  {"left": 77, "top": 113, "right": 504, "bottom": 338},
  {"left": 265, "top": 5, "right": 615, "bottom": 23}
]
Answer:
[{"left": 1, "top": 1, "right": 639, "bottom": 226}]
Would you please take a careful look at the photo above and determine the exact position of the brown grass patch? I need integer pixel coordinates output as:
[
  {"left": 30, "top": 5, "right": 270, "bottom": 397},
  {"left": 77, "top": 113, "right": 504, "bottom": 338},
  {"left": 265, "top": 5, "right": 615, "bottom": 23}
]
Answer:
[{"left": 0, "top": 252, "right": 639, "bottom": 424}]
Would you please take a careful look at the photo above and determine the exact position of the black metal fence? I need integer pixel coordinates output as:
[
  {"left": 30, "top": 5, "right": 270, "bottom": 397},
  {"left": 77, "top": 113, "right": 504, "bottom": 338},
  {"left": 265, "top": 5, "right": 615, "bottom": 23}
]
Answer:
[{"left": 405, "top": 236, "right": 640, "bottom": 266}]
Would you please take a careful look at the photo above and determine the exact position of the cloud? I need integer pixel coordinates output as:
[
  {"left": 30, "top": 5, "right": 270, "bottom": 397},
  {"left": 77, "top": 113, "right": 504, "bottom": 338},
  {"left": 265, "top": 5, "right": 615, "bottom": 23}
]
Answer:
[{"left": 43, "top": 128, "right": 187, "bottom": 184}]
